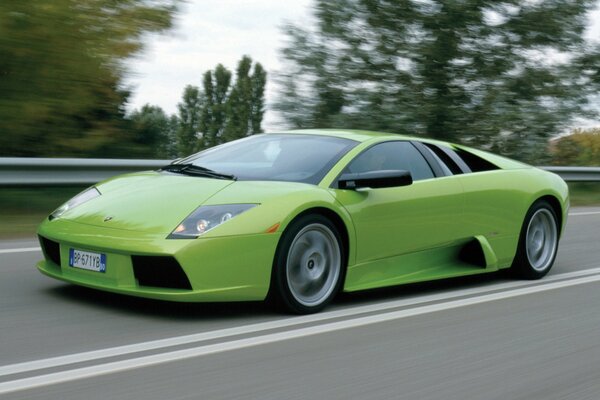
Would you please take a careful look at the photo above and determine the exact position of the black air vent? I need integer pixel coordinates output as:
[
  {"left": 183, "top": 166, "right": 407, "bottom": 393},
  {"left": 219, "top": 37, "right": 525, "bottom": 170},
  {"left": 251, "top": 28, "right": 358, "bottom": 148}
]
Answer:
[
  {"left": 131, "top": 256, "right": 192, "bottom": 290},
  {"left": 458, "top": 239, "right": 487, "bottom": 268},
  {"left": 39, "top": 236, "right": 61, "bottom": 267}
]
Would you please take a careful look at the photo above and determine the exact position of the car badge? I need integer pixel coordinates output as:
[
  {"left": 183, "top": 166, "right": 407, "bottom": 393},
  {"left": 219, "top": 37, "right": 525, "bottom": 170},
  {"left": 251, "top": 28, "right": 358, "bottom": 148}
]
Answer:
[{"left": 103, "top": 216, "right": 113, "bottom": 222}]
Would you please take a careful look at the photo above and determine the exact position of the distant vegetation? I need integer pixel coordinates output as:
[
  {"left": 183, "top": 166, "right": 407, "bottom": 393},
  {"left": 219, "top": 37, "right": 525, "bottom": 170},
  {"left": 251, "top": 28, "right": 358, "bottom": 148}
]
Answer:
[
  {"left": 551, "top": 128, "right": 600, "bottom": 167},
  {"left": 129, "top": 56, "right": 267, "bottom": 158},
  {"left": 0, "top": 0, "right": 179, "bottom": 158},
  {"left": 0, "top": 2, "right": 266, "bottom": 159},
  {"left": 1, "top": 1, "right": 600, "bottom": 165},
  {"left": 172, "top": 56, "right": 267, "bottom": 157},
  {"left": 276, "top": 0, "right": 600, "bottom": 164}
]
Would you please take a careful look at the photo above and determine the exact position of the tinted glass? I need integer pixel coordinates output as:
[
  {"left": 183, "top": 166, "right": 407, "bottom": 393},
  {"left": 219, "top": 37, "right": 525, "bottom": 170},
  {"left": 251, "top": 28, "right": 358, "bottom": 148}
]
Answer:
[
  {"left": 454, "top": 148, "right": 499, "bottom": 172},
  {"left": 423, "top": 143, "right": 464, "bottom": 175},
  {"left": 178, "top": 134, "right": 357, "bottom": 184},
  {"left": 421, "top": 145, "right": 453, "bottom": 175},
  {"left": 346, "top": 141, "right": 434, "bottom": 181}
]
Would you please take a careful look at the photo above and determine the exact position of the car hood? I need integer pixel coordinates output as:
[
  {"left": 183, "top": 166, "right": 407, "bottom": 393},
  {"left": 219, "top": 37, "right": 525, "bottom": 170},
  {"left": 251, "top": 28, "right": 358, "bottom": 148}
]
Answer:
[{"left": 61, "top": 171, "right": 235, "bottom": 234}]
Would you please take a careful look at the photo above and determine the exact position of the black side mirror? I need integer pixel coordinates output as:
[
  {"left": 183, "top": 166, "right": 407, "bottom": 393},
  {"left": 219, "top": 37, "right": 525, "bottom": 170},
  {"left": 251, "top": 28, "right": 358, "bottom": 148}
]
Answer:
[{"left": 338, "top": 169, "right": 413, "bottom": 190}]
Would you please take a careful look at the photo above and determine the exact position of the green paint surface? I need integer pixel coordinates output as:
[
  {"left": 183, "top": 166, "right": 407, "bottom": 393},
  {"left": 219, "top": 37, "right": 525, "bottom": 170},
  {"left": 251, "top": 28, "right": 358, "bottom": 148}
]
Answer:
[{"left": 37, "top": 130, "right": 570, "bottom": 302}]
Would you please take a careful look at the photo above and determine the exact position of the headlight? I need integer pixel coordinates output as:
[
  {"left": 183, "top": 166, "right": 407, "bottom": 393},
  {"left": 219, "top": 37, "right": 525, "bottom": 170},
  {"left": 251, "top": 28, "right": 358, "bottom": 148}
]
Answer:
[
  {"left": 49, "top": 187, "right": 101, "bottom": 220},
  {"left": 168, "top": 204, "right": 257, "bottom": 239}
]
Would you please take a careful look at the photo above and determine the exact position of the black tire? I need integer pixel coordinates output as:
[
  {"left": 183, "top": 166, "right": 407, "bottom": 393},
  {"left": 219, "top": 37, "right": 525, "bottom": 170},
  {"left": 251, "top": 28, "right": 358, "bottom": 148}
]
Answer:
[
  {"left": 270, "top": 214, "right": 346, "bottom": 314},
  {"left": 511, "top": 199, "right": 560, "bottom": 279}
]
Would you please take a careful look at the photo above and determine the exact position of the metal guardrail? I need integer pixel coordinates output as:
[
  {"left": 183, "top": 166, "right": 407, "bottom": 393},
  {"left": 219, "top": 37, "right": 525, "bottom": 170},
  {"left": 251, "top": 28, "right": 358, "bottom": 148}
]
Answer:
[
  {"left": 0, "top": 158, "right": 598, "bottom": 186},
  {"left": 538, "top": 166, "right": 600, "bottom": 182},
  {"left": 0, "top": 158, "right": 170, "bottom": 186}
]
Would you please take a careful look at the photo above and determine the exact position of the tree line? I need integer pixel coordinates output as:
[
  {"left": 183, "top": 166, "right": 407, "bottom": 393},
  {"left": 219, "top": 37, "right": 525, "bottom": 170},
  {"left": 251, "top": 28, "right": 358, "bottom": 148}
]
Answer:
[
  {"left": 0, "top": 1, "right": 266, "bottom": 159},
  {"left": 2, "top": 1, "right": 600, "bottom": 164},
  {"left": 0, "top": 0, "right": 179, "bottom": 158},
  {"left": 551, "top": 128, "right": 600, "bottom": 166},
  {"left": 276, "top": 0, "right": 600, "bottom": 164},
  {"left": 130, "top": 56, "right": 266, "bottom": 158}
]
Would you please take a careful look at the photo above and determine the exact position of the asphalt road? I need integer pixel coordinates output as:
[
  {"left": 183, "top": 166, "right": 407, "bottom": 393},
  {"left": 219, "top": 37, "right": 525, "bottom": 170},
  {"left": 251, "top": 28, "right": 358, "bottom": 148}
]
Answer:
[{"left": 1, "top": 207, "right": 599, "bottom": 399}]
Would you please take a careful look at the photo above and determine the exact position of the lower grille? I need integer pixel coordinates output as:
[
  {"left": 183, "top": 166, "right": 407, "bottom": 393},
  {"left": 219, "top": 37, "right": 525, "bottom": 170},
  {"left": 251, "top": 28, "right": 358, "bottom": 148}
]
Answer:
[
  {"left": 131, "top": 256, "right": 192, "bottom": 290},
  {"left": 39, "top": 236, "right": 61, "bottom": 267}
]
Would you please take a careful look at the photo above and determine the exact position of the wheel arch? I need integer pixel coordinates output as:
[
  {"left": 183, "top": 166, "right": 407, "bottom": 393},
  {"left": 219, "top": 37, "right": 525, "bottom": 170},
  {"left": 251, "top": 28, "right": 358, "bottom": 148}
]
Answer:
[
  {"left": 267, "top": 206, "right": 352, "bottom": 312},
  {"left": 510, "top": 194, "right": 563, "bottom": 279},
  {"left": 281, "top": 207, "right": 350, "bottom": 269},
  {"left": 268, "top": 206, "right": 352, "bottom": 293},
  {"left": 533, "top": 194, "right": 564, "bottom": 234}
]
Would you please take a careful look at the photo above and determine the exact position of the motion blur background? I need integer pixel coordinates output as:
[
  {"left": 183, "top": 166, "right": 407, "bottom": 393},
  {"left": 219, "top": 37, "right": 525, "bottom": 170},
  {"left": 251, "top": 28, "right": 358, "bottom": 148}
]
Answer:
[{"left": 1, "top": 0, "right": 600, "bottom": 236}]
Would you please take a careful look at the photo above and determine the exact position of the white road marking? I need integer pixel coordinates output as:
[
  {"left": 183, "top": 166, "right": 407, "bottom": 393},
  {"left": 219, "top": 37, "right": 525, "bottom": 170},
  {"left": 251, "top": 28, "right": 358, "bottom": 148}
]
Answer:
[
  {"left": 1, "top": 269, "right": 600, "bottom": 395},
  {"left": 1, "top": 266, "right": 599, "bottom": 379},
  {"left": 0, "top": 247, "right": 40, "bottom": 254},
  {"left": 2, "top": 265, "right": 600, "bottom": 379},
  {"left": 568, "top": 211, "right": 600, "bottom": 216}
]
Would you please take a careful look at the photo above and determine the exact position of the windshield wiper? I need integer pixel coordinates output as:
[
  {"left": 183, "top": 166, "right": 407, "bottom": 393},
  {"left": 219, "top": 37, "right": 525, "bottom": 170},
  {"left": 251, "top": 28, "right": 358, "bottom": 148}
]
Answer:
[{"left": 160, "top": 163, "right": 237, "bottom": 180}]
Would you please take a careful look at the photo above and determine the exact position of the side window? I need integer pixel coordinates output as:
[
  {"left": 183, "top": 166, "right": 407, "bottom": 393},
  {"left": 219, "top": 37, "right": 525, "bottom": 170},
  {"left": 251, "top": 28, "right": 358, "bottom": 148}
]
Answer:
[
  {"left": 346, "top": 141, "right": 434, "bottom": 181},
  {"left": 420, "top": 145, "right": 453, "bottom": 176},
  {"left": 422, "top": 143, "right": 464, "bottom": 175},
  {"left": 422, "top": 143, "right": 499, "bottom": 174},
  {"left": 454, "top": 148, "right": 499, "bottom": 172}
]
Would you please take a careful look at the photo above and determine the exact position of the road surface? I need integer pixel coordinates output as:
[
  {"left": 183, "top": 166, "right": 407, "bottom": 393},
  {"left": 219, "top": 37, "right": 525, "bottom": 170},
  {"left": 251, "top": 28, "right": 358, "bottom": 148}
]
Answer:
[{"left": 1, "top": 207, "right": 599, "bottom": 399}]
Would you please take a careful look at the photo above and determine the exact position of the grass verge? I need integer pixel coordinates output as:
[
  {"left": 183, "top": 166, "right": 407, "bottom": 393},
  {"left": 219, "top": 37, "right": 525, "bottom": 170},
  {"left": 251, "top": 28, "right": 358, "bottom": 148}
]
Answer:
[
  {"left": 568, "top": 182, "right": 600, "bottom": 206},
  {"left": 0, "top": 187, "right": 87, "bottom": 239}
]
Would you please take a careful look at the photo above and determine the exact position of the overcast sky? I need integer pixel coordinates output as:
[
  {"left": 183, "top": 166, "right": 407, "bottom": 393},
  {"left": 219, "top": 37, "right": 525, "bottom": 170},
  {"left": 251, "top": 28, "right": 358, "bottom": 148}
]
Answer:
[
  {"left": 126, "top": 0, "right": 600, "bottom": 131},
  {"left": 125, "top": 0, "right": 313, "bottom": 130}
]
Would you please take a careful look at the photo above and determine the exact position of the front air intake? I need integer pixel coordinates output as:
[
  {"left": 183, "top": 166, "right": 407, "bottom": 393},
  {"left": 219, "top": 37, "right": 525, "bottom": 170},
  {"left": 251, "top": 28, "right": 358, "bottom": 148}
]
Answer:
[
  {"left": 39, "top": 236, "right": 61, "bottom": 267},
  {"left": 131, "top": 256, "right": 192, "bottom": 290}
]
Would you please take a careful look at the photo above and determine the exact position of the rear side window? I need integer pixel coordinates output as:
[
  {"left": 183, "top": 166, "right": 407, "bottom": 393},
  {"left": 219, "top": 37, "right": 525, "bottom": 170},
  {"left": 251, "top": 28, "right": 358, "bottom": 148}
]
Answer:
[
  {"left": 346, "top": 141, "right": 434, "bottom": 181},
  {"left": 454, "top": 148, "right": 499, "bottom": 172},
  {"left": 423, "top": 144, "right": 464, "bottom": 175},
  {"left": 423, "top": 143, "right": 499, "bottom": 175}
]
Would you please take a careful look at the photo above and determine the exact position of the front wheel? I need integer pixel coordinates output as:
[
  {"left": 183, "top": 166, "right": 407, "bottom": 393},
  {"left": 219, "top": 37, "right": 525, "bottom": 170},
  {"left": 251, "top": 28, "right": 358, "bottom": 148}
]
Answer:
[
  {"left": 271, "top": 214, "right": 345, "bottom": 314},
  {"left": 511, "top": 200, "right": 560, "bottom": 279}
]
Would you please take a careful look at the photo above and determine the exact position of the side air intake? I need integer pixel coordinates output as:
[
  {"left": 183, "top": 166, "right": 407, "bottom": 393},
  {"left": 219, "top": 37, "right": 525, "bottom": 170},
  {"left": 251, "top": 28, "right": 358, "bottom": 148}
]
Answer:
[{"left": 458, "top": 239, "right": 487, "bottom": 268}]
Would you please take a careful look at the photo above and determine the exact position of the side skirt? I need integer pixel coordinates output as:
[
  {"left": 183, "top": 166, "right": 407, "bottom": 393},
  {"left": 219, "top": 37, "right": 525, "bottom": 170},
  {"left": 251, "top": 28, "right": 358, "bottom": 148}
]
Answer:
[{"left": 343, "top": 237, "right": 502, "bottom": 293}]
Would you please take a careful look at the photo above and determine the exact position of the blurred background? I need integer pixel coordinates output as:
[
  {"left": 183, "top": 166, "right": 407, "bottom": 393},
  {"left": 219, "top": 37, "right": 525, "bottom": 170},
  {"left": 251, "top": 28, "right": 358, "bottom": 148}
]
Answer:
[{"left": 1, "top": 0, "right": 600, "bottom": 236}]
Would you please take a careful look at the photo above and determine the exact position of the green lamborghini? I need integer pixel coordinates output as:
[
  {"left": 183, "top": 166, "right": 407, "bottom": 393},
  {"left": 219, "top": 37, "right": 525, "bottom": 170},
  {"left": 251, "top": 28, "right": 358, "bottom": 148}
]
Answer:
[{"left": 37, "top": 129, "right": 569, "bottom": 313}]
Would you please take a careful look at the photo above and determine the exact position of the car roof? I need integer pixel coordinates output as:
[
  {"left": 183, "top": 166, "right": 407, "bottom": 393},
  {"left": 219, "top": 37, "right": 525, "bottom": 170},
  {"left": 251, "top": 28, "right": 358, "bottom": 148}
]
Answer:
[
  {"left": 267, "top": 129, "right": 530, "bottom": 170},
  {"left": 268, "top": 129, "right": 415, "bottom": 143}
]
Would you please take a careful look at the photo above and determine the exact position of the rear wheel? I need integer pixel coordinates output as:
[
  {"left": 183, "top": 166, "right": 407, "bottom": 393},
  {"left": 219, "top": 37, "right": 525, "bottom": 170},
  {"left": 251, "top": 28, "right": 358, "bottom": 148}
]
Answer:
[
  {"left": 271, "top": 214, "right": 345, "bottom": 314},
  {"left": 511, "top": 200, "right": 559, "bottom": 279}
]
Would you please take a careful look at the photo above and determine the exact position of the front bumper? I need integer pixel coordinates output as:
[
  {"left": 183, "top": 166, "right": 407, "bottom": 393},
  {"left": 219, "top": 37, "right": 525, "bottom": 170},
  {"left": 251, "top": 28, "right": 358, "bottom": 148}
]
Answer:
[{"left": 37, "top": 218, "right": 281, "bottom": 302}]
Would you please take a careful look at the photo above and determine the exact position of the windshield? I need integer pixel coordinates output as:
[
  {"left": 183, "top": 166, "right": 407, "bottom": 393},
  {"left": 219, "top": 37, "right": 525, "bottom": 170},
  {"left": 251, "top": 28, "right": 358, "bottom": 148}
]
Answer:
[{"left": 176, "top": 134, "right": 358, "bottom": 184}]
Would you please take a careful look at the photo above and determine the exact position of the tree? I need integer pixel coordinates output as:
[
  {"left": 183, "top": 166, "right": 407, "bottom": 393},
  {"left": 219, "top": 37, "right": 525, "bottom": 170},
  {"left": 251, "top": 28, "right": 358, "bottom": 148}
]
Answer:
[
  {"left": 177, "top": 56, "right": 266, "bottom": 152},
  {"left": 551, "top": 128, "right": 600, "bottom": 166},
  {"left": 276, "top": 0, "right": 600, "bottom": 163},
  {"left": 176, "top": 85, "right": 202, "bottom": 156},
  {"left": 129, "top": 104, "right": 176, "bottom": 158},
  {"left": 224, "top": 56, "right": 254, "bottom": 142},
  {"left": 200, "top": 65, "right": 232, "bottom": 148},
  {"left": 0, "top": 0, "right": 179, "bottom": 157},
  {"left": 222, "top": 56, "right": 267, "bottom": 143},
  {"left": 250, "top": 63, "right": 267, "bottom": 135}
]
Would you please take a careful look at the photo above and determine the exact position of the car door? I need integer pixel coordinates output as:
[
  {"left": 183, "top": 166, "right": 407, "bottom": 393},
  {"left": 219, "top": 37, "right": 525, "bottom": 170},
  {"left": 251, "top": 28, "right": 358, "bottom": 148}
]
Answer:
[
  {"left": 420, "top": 141, "right": 528, "bottom": 267},
  {"left": 331, "top": 140, "right": 465, "bottom": 265}
]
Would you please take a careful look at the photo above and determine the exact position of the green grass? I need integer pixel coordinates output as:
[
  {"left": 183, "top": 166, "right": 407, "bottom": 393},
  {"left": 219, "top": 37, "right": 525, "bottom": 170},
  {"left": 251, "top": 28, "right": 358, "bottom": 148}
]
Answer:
[
  {"left": 0, "top": 187, "right": 87, "bottom": 239},
  {"left": 568, "top": 182, "right": 600, "bottom": 206},
  {"left": 0, "top": 183, "right": 598, "bottom": 239}
]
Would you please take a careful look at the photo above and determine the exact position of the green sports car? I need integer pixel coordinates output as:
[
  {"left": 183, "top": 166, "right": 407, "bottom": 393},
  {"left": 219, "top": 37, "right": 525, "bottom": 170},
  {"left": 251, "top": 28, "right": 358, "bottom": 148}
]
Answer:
[{"left": 37, "top": 129, "right": 569, "bottom": 314}]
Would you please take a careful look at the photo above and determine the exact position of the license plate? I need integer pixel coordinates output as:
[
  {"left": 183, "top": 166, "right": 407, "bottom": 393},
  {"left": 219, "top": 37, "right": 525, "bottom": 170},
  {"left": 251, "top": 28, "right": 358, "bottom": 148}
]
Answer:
[{"left": 69, "top": 248, "right": 106, "bottom": 273}]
